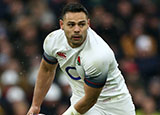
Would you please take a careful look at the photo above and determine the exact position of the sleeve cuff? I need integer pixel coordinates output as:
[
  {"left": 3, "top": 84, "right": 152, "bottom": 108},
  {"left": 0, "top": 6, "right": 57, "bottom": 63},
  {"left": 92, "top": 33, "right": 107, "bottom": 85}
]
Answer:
[
  {"left": 84, "top": 78, "right": 105, "bottom": 88},
  {"left": 43, "top": 52, "right": 58, "bottom": 64}
]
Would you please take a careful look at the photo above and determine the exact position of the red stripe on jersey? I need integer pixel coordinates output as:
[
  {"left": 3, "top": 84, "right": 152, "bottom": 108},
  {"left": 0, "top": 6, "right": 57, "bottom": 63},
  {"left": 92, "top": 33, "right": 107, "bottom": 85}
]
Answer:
[{"left": 84, "top": 78, "right": 104, "bottom": 86}]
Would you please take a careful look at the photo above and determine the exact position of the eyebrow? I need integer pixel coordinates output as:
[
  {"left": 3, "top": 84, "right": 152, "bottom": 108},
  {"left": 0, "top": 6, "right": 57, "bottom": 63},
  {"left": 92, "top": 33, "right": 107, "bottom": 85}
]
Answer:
[
  {"left": 67, "top": 20, "right": 86, "bottom": 24},
  {"left": 78, "top": 21, "right": 86, "bottom": 23}
]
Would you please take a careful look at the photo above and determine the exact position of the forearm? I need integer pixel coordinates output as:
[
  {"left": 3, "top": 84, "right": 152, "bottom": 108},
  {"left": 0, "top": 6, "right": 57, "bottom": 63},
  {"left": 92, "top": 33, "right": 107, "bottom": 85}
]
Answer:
[
  {"left": 62, "top": 96, "right": 96, "bottom": 115},
  {"left": 31, "top": 62, "right": 57, "bottom": 107},
  {"left": 63, "top": 80, "right": 102, "bottom": 115},
  {"left": 74, "top": 95, "right": 97, "bottom": 114},
  {"left": 32, "top": 71, "right": 55, "bottom": 106},
  {"left": 74, "top": 83, "right": 102, "bottom": 114}
]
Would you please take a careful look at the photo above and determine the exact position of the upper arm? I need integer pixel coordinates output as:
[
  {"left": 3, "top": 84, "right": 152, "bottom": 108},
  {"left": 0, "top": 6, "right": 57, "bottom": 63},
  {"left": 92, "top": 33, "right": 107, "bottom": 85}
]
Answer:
[
  {"left": 42, "top": 32, "right": 58, "bottom": 69},
  {"left": 84, "top": 83, "right": 102, "bottom": 103},
  {"left": 40, "top": 58, "right": 58, "bottom": 72},
  {"left": 83, "top": 56, "right": 106, "bottom": 101},
  {"left": 43, "top": 32, "right": 58, "bottom": 64}
]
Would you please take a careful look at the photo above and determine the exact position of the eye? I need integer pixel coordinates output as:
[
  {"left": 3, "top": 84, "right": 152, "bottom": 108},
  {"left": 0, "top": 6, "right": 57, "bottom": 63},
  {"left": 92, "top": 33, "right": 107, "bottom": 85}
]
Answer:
[
  {"left": 79, "top": 23, "right": 85, "bottom": 27},
  {"left": 67, "top": 23, "right": 75, "bottom": 27}
]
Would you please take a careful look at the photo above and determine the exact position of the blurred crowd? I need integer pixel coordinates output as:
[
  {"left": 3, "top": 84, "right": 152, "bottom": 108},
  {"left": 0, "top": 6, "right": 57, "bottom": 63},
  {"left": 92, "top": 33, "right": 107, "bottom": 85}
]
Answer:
[{"left": 0, "top": 0, "right": 160, "bottom": 115}]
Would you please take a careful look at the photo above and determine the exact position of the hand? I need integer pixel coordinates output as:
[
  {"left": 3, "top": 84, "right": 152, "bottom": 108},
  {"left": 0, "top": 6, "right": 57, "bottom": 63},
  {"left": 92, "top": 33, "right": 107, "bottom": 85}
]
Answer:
[{"left": 26, "top": 106, "right": 40, "bottom": 115}]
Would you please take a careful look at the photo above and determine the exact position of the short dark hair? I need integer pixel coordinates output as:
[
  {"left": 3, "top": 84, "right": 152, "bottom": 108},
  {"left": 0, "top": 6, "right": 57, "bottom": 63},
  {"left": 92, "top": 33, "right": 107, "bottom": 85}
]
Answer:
[{"left": 61, "top": 3, "right": 89, "bottom": 19}]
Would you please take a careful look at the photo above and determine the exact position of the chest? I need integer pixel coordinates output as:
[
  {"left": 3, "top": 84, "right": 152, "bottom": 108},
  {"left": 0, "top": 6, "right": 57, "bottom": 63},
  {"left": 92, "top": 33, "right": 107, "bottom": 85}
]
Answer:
[{"left": 56, "top": 50, "right": 85, "bottom": 80}]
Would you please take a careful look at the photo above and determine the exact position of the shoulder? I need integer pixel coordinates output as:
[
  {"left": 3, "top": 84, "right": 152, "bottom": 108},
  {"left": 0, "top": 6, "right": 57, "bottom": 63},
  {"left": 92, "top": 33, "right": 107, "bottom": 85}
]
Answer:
[
  {"left": 81, "top": 45, "right": 114, "bottom": 65},
  {"left": 43, "top": 29, "right": 65, "bottom": 56},
  {"left": 80, "top": 48, "right": 114, "bottom": 74},
  {"left": 86, "top": 28, "right": 115, "bottom": 60},
  {"left": 44, "top": 29, "right": 64, "bottom": 44},
  {"left": 43, "top": 29, "right": 65, "bottom": 49}
]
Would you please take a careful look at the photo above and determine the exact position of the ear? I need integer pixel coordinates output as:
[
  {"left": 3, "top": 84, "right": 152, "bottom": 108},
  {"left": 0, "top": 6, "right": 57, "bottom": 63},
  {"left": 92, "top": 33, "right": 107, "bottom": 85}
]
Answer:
[
  {"left": 87, "top": 19, "right": 90, "bottom": 27},
  {"left": 59, "top": 19, "right": 64, "bottom": 30}
]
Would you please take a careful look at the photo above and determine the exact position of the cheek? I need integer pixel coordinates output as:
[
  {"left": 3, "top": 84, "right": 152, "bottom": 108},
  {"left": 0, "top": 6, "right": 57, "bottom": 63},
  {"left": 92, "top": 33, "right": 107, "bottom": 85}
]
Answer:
[
  {"left": 65, "top": 30, "right": 72, "bottom": 38},
  {"left": 82, "top": 30, "right": 87, "bottom": 37}
]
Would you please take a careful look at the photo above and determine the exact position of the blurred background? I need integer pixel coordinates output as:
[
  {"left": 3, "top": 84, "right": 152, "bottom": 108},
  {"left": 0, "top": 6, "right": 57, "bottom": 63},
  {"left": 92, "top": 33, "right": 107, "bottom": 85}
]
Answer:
[{"left": 0, "top": 0, "right": 160, "bottom": 115}]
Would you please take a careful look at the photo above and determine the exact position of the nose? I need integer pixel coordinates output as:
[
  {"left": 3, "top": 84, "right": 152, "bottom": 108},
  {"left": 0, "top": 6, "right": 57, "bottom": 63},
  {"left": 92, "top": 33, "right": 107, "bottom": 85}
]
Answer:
[{"left": 74, "top": 25, "right": 80, "bottom": 33}]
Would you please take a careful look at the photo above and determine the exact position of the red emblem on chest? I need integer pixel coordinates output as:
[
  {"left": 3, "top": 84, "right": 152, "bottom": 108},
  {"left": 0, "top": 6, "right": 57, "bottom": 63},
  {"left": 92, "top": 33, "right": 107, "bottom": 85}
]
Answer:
[
  {"left": 57, "top": 52, "right": 66, "bottom": 58},
  {"left": 77, "top": 56, "right": 81, "bottom": 65}
]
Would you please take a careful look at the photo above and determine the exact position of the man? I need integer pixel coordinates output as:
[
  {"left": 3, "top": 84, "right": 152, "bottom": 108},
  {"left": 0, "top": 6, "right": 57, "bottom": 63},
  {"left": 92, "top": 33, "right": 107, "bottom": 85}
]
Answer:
[{"left": 27, "top": 3, "right": 135, "bottom": 115}]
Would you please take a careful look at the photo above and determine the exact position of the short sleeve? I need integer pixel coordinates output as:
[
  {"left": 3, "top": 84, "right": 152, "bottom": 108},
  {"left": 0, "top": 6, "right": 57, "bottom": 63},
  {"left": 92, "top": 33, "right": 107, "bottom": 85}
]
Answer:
[
  {"left": 83, "top": 54, "right": 110, "bottom": 88},
  {"left": 43, "top": 33, "right": 58, "bottom": 64}
]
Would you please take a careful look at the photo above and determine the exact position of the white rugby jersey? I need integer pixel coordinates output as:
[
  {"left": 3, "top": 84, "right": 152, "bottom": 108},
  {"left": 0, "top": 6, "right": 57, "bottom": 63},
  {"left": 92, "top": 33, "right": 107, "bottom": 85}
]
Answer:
[{"left": 43, "top": 27, "right": 130, "bottom": 103}]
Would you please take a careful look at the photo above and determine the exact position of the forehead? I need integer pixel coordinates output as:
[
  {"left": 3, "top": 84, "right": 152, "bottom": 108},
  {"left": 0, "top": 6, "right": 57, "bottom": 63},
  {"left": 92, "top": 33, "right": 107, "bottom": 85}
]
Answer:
[{"left": 63, "top": 12, "right": 87, "bottom": 22}]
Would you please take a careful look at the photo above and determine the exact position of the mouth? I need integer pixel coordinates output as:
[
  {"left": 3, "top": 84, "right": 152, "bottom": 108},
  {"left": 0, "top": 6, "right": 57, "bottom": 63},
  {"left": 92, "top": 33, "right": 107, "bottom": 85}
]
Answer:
[{"left": 72, "top": 35, "right": 82, "bottom": 40}]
